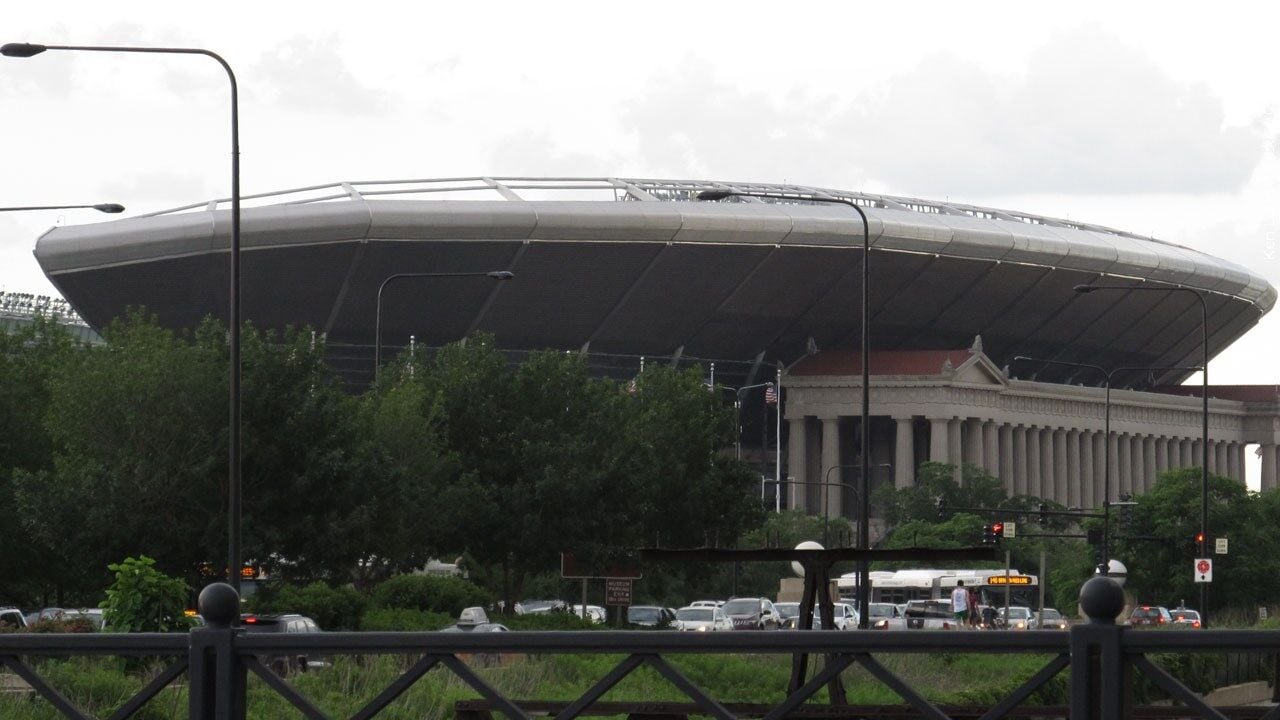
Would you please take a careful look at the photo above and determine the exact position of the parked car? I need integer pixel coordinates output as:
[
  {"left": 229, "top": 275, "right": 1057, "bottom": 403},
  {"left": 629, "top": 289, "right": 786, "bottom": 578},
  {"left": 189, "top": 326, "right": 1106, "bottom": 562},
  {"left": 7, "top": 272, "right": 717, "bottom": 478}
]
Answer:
[
  {"left": 61, "top": 609, "right": 105, "bottom": 631},
  {"left": 569, "top": 604, "right": 607, "bottom": 624},
  {"left": 1169, "top": 608, "right": 1201, "bottom": 628},
  {"left": 674, "top": 606, "right": 733, "bottom": 632},
  {"left": 240, "top": 613, "right": 324, "bottom": 674},
  {"left": 1031, "top": 608, "right": 1069, "bottom": 630},
  {"left": 903, "top": 600, "right": 958, "bottom": 630},
  {"left": 689, "top": 600, "right": 724, "bottom": 608},
  {"left": 1129, "top": 605, "right": 1174, "bottom": 627},
  {"left": 998, "top": 606, "right": 1034, "bottom": 630},
  {"left": 0, "top": 607, "right": 27, "bottom": 631},
  {"left": 626, "top": 605, "right": 675, "bottom": 628},
  {"left": 773, "top": 602, "right": 856, "bottom": 630},
  {"left": 830, "top": 603, "right": 860, "bottom": 630},
  {"left": 867, "top": 602, "right": 907, "bottom": 630},
  {"left": 722, "top": 597, "right": 781, "bottom": 630}
]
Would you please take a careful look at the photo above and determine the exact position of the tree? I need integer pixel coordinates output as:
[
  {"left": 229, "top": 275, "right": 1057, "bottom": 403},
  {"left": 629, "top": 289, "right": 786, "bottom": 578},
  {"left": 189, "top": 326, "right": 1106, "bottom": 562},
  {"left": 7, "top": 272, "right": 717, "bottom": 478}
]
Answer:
[{"left": 100, "top": 555, "right": 191, "bottom": 633}]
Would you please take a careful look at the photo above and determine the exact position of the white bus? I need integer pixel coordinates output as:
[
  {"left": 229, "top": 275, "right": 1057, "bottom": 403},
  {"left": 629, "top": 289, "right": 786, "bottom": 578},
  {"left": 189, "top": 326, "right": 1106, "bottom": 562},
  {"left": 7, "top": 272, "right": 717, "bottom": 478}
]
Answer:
[{"left": 837, "top": 568, "right": 1039, "bottom": 608}]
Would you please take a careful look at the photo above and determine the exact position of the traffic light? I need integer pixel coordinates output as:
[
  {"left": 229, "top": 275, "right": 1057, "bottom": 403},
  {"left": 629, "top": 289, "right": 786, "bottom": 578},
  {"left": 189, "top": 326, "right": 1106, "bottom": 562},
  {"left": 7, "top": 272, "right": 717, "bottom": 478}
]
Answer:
[
  {"left": 936, "top": 497, "right": 947, "bottom": 520},
  {"left": 1038, "top": 503, "right": 1048, "bottom": 526},
  {"left": 983, "top": 522, "right": 1003, "bottom": 545},
  {"left": 1195, "top": 531, "right": 1206, "bottom": 553}
]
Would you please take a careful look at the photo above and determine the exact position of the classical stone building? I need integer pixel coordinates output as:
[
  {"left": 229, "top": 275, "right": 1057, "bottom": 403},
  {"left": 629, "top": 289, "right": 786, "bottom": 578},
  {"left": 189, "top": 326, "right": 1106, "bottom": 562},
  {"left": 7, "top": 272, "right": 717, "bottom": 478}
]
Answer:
[{"left": 783, "top": 340, "right": 1280, "bottom": 521}]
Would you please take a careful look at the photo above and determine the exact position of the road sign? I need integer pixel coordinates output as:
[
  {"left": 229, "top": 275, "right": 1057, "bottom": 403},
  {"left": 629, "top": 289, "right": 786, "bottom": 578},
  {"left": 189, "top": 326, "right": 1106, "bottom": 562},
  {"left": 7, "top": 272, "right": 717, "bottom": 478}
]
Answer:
[
  {"left": 1003, "top": 522, "right": 1016, "bottom": 539},
  {"left": 1215, "top": 538, "right": 1228, "bottom": 555},
  {"left": 1194, "top": 558, "right": 1213, "bottom": 583},
  {"left": 605, "top": 578, "right": 632, "bottom": 606},
  {"left": 560, "top": 551, "right": 642, "bottom": 580}
]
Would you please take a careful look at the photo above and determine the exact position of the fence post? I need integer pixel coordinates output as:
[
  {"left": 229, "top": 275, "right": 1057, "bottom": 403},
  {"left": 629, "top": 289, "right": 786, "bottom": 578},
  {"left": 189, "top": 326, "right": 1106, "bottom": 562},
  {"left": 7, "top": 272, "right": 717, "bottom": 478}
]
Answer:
[
  {"left": 1071, "top": 576, "right": 1129, "bottom": 720},
  {"left": 189, "top": 582, "right": 246, "bottom": 720}
]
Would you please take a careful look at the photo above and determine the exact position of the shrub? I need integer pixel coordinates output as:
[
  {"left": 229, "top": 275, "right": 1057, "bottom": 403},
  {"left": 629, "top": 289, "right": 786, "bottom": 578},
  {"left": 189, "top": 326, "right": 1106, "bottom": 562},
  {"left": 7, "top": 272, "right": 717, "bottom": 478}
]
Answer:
[
  {"left": 100, "top": 556, "right": 191, "bottom": 633},
  {"left": 247, "top": 581, "right": 367, "bottom": 630},
  {"left": 359, "top": 608, "right": 455, "bottom": 631},
  {"left": 370, "top": 574, "right": 489, "bottom": 616},
  {"left": 22, "top": 617, "right": 98, "bottom": 634},
  {"left": 501, "top": 613, "right": 600, "bottom": 631}
]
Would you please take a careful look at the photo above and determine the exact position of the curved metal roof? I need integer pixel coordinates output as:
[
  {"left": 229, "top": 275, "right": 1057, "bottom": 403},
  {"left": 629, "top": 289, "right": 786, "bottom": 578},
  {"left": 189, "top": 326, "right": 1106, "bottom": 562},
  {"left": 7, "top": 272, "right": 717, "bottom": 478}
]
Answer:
[{"left": 34, "top": 177, "right": 1275, "bottom": 389}]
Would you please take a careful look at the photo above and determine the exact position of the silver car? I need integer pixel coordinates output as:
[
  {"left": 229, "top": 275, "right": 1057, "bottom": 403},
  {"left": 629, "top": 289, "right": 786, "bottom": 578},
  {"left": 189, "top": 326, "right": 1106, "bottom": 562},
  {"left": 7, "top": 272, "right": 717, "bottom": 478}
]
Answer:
[{"left": 674, "top": 606, "right": 733, "bottom": 632}]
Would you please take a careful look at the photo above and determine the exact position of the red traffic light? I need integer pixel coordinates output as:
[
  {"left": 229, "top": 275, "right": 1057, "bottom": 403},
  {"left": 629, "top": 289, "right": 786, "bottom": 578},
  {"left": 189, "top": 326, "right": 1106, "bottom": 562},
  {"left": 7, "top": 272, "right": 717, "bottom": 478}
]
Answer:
[
  {"left": 1195, "top": 532, "right": 1205, "bottom": 544},
  {"left": 992, "top": 522, "right": 1004, "bottom": 535}
]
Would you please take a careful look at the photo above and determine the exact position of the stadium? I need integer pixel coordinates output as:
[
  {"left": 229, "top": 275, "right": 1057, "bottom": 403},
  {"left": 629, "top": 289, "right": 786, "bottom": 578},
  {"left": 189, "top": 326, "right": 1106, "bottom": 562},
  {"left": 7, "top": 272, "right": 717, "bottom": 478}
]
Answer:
[{"left": 30, "top": 177, "right": 1280, "bottom": 518}]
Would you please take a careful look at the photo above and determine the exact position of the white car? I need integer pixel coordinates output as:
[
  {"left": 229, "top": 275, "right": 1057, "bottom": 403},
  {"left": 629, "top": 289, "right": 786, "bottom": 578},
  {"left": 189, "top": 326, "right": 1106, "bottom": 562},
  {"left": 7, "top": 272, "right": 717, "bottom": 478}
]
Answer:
[
  {"left": 674, "top": 606, "right": 733, "bottom": 632},
  {"left": 689, "top": 600, "right": 724, "bottom": 608},
  {"left": 772, "top": 602, "right": 857, "bottom": 630},
  {"left": 867, "top": 602, "right": 907, "bottom": 630},
  {"left": 830, "top": 602, "right": 860, "bottom": 630},
  {"left": 569, "top": 604, "right": 606, "bottom": 624}
]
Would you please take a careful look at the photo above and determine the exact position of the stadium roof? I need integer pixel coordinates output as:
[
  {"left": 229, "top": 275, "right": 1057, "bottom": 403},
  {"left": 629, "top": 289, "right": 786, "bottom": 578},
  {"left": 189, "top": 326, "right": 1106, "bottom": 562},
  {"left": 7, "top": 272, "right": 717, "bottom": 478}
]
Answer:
[{"left": 33, "top": 177, "right": 1275, "bottom": 389}]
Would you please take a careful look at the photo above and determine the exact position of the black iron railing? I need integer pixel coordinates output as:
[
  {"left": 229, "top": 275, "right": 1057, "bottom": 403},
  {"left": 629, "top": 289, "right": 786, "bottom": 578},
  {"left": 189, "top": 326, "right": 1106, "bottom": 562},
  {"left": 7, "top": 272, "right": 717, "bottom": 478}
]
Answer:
[{"left": 0, "top": 577, "right": 1277, "bottom": 720}]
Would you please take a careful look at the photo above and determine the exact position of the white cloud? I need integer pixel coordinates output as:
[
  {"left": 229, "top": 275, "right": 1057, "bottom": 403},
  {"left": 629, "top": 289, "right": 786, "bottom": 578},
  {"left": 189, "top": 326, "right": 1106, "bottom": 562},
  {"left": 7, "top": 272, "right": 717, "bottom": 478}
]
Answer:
[{"left": 251, "top": 35, "right": 389, "bottom": 116}]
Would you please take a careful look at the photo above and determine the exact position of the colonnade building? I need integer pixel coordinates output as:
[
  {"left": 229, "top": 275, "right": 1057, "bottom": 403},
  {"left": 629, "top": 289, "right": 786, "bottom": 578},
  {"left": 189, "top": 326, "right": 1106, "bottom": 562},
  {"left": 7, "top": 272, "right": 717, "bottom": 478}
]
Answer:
[{"left": 783, "top": 339, "right": 1280, "bottom": 520}]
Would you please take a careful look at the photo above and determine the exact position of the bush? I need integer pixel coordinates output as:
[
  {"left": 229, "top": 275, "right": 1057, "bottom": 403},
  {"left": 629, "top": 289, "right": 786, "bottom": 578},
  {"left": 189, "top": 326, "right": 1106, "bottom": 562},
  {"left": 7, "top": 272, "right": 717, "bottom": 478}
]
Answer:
[
  {"left": 359, "top": 607, "right": 455, "bottom": 631},
  {"left": 21, "top": 617, "right": 98, "bottom": 634},
  {"left": 370, "top": 574, "right": 489, "bottom": 616},
  {"left": 501, "top": 613, "right": 600, "bottom": 631},
  {"left": 248, "top": 581, "right": 367, "bottom": 630},
  {"left": 100, "top": 556, "right": 191, "bottom": 633}
]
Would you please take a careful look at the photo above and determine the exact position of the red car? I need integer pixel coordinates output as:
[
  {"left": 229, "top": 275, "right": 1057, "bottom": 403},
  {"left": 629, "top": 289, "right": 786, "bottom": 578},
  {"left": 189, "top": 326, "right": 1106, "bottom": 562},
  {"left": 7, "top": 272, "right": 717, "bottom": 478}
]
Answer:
[{"left": 1128, "top": 605, "right": 1173, "bottom": 626}]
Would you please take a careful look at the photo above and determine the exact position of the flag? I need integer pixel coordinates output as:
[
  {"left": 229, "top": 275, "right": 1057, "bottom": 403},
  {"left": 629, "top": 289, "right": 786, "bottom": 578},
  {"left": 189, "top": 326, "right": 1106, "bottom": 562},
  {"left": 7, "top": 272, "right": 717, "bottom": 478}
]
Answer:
[
  {"left": 764, "top": 383, "right": 778, "bottom": 405},
  {"left": 627, "top": 378, "right": 637, "bottom": 395}
]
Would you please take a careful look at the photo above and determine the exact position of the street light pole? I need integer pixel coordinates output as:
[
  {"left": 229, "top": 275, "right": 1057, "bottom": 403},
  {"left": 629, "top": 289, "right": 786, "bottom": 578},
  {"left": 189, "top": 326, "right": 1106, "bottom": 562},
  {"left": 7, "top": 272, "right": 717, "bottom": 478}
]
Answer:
[
  {"left": 717, "top": 382, "right": 774, "bottom": 460},
  {"left": 374, "top": 270, "right": 515, "bottom": 376},
  {"left": 698, "top": 190, "right": 874, "bottom": 628},
  {"left": 3, "top": 41, "right": 245, "bottom": 592},
  {"left": 0, "top": 203, "right": 124, "bottom": 213},
  {"left": 1074, "top": 283, "right": 1212, "bottom": 626}
]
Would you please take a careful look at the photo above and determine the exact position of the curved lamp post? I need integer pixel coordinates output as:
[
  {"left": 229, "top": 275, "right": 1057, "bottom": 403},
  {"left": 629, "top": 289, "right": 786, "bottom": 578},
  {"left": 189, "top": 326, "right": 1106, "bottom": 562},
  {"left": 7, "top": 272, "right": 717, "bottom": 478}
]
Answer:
[
  {"left": 3, "top": 41, "right": 244, "bottom": 591},
  {"left": 1010, "top": 356, "right": 1201, "bottom": 573},
  {"left": 374, "top": 270, "right": 515, "bottom": 375},
  {"left": 0, "top": 203, "right": 124, "bottom": 213},
  {"left": 699, "top": 189, "right": 873, "bottom": 628},
  {"left": 1074, "top": 283, "right": 1211, "bottom": 626}
]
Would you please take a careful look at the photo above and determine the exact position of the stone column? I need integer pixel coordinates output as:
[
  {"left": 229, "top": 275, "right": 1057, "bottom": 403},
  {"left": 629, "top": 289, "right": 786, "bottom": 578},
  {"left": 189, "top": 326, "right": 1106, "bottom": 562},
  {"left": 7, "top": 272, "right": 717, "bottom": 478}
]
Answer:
[
  {"left": 1105, "top": 432, "right": 1120, "bottom": 505},
  {"left": 1155, "top": 437, "right": 1169, "bottom": 477},
  {"left": 948, "top": 419, "right": 963, "bottom": 483},
  {"left": 1225, "top": 442, "right": 1239, "bottom": 482},
  {"left": 1142, "top": 436, "right": 1157, "bottom": 493},
  {"left": 1214, "top": 442, "right": 1229, "bottom": 478},
  {"left": 964, "top": 419, "right": 984, "bottom": 471},
  {"left": 1093, "top": 433, "right": 1106, "bottom": 508},
  {"left": 894, "top": 417, "right": 915, "bottom": 489},
  {"left": 1206, "top": 441, "right": 1218, "bottom": 476},
  {"left": 821, "top": 418, "right": 842, "bottom": 520},
  {"left": 1237, "top": 444, "right": 1248, "bottom": 484},
  {"left": 1027, "top": 427, "right": 1042, "bottom": 499},
  {"left": 1053, "top": 429, "right": 1069, "bottom": 505},
  {"left": 1067, "top": 430, "right": 1082, "bottom": 508},
  {"left": 1192, "top": 439, "right": 1205, "bottom": 470},
  {"left": 1080, "top": 430, "right": 1095, "bottom": 508},
  {"left": 1014, "top": 426, "right": 1029, "bottom": 497},
  {"left": 999, "top": 424, "right": 1015, "bottom": 493},
  {"left": 983, "top": 421, "right": 999, "bottom": 476},
  {"left": 929, "top": 417, "right": 950, "bottom": 465},
  {"left": 1039, "top": 428, "right": 1055, "bottom": 501},
  {"left": 1262, "top": 444, "right": 1279, "bottom": 492},
  {"left": 1117, "top": 433, "right": 1132, "bottom": 498},
  {"left": 1180, "top": 438, "right": 1194, "bottom": 469},
  {"left": 788, "top": 418, "right": 808, "bottom": 512}
]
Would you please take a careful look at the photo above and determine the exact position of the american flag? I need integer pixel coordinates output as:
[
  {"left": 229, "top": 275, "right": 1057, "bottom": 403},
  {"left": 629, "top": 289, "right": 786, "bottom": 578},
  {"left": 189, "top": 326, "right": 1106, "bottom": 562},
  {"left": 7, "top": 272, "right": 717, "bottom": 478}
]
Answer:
[{"left": 764, "top": 383, "right": 778, "bottom": 405}]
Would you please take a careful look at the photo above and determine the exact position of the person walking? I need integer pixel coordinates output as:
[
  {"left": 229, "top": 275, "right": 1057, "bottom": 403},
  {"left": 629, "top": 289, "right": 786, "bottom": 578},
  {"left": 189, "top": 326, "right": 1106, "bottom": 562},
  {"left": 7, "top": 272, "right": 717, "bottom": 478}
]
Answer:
[{"left": 951, "top": 580, "right": 969, "bottom": 626}]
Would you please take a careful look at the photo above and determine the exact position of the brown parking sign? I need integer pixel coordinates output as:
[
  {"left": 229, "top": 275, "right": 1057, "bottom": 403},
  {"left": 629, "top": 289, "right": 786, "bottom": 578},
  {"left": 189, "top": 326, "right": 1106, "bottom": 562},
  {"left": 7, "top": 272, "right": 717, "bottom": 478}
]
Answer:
[{"left": 605, "top": 579, "right": 632, "bottom": 606}]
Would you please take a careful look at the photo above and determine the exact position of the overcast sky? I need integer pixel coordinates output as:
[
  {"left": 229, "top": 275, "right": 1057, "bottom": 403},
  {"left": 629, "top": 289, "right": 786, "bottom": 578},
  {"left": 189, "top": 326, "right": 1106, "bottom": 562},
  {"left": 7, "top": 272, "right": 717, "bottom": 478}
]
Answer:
[{"left": 2, "top": 1, "right": 1277, "bottom": 393}]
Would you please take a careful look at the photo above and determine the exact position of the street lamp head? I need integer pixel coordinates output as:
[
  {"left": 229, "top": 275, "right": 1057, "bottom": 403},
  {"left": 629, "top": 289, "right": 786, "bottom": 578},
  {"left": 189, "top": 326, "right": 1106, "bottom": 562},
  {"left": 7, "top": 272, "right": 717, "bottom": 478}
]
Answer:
[
  {"left": 486, "top": 270, "right": 515, "bottom": 281},
  {"left": 1, "top": 43, "right": 47, "bottom": 58},
  {"left": 92, "top": 203, "right": 125, "bottom": 214},
  {"left": 1073, "top": 284, "right": 1097, "bottom": 294},
  {"left": 695, "top": 190, "right": 734, "bottom": 201}
]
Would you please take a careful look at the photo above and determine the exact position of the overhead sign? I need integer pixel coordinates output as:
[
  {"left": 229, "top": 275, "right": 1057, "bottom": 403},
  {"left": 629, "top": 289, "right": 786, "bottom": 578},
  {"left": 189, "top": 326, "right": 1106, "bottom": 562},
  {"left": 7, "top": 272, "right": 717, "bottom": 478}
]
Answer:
[
  {"left": 987, "top": 575, "right": 1032, "bottom": 585},
  {"left": 1003, "top": 522, "right": 1016, "bottom": 539},
  {"left": 1194, "top": 558, "right": 1213, "bottom": 583},
  {"left": 605, "top": 579, "right": 633, "bottom": 606},
  {"left": 560, "top": 551, "right": 642, "bottom": 580},
  {"left": 1215, "top": 538, "right": 1228, "bottom": 555}
]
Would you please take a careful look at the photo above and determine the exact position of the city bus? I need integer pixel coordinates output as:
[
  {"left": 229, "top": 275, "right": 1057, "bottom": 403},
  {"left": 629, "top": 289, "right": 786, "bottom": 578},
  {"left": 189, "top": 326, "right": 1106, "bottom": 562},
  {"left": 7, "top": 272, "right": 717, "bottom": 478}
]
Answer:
[{"left": 836, "top": 568, "right": 1039, "bottom": 609}]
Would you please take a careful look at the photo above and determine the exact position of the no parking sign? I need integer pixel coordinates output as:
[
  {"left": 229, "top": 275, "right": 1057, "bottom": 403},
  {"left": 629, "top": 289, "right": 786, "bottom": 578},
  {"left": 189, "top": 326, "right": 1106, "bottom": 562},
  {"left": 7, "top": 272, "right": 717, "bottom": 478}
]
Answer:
[{"left": 1194, "top": 558, "right": 1213, "bottom": 583}]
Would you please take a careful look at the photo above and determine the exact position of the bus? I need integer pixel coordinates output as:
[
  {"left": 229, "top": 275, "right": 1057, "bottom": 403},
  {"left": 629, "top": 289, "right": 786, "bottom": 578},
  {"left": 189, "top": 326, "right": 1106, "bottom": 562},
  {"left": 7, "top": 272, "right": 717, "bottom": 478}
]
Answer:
[{"left": 836, "top": 568, "right": 1039, "bottom": 609}]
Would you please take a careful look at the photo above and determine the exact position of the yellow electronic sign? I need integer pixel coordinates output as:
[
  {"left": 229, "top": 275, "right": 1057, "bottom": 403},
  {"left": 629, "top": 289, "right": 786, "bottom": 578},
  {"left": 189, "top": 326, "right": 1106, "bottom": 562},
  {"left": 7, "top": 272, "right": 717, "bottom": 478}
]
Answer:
[{"left": 987, "top": 575, "right": 1032, "bottom": 585}]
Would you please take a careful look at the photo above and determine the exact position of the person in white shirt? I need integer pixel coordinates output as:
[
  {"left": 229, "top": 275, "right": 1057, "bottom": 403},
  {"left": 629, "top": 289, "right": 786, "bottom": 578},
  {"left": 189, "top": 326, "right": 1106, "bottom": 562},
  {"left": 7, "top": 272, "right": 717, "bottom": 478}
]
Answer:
[{"left": 951, "top": 580, "right": 969, "bottom": 624}]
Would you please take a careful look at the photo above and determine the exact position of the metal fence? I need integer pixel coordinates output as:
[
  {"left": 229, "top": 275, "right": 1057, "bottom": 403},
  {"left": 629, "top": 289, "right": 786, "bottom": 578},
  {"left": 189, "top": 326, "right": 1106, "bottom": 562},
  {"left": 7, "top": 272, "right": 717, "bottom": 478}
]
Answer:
[{"left": 1, "top": 578, "right": 1277, "bottom": 720}]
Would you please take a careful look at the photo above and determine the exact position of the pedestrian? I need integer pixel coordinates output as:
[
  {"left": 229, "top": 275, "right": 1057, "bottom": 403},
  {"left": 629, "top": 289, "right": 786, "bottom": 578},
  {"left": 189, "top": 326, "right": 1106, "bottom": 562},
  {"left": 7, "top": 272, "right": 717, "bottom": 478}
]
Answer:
[
  {"left": 967, "top": 585, "right": 980, "bottom": 627},
  {"left": 951, "top": 580, "right": 969, "bottom": 626}
]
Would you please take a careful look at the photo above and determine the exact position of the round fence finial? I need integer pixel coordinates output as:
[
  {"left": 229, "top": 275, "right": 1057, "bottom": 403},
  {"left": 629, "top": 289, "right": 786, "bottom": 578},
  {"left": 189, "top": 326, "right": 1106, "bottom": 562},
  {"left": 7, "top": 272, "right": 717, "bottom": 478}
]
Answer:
[
  {"left": 198, "top": 583, "right": 241, "bottom": 628},
  {"left": 1079, "top": 576, "right": 1125, "bottom": 625}
]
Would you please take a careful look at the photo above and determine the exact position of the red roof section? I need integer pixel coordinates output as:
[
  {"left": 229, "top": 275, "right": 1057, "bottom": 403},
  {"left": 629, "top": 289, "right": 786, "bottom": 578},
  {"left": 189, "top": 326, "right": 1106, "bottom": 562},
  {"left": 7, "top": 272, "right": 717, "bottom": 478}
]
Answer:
[
  {"left": 1151, "top": 385, "right": 1280, "bottom": 403},
  {"left": 789, "top": 350, "right": 976, "bottom": 377}
]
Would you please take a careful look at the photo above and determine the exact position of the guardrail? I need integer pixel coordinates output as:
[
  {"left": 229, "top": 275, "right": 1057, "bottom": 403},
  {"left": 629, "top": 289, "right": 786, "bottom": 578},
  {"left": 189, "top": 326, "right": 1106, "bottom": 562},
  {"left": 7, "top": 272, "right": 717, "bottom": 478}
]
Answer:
[{"left": 0, "top": 578, "right": 1276, "bottom": 720}]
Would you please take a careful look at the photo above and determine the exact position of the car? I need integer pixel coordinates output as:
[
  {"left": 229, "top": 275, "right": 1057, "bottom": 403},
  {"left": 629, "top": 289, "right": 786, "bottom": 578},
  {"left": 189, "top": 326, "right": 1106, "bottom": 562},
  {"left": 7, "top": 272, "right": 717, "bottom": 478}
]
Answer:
[
  {"left": 61, "top": 609, "right": 105, "bottom": 631},
  {"left": 0, "top": 607, "right": 27, "bottom": 631},
  {"left": 830, "top": 602, "right": 860, "bottom": 630},
  {"left": 722, "top": 597, "right": 781, "bottom": 631},
  {"left": 1169, "top": 608, "right": 1201, "bottom": 628},
  {"left": 773, "top": 602, "right": 856, "bottom": 630},
  {"left": 867, "top": 602, "right": 907, "bottom": 630},
  {"left": 903, "top": 600, "right": 959, "bottom": 630},
  {"left": 674, "top": 606, "right": 733, "bottom": 632},
  {"left": 239, "top": 613, "right": 324, "bottom": 674},
  {"left": 626, "top": 605, "right": 674, "bottom": 628},
  {"left": 1129, "top": 605, "right": 1174, "bottom": 627},
  {"left": 1031, "top": 608, "right": 1069, "bottom": 630},
  {"left": 569, "top": 604, "right": 606, "bottom": 624},
  {"left": 998, "top": 606, "right": 1034, "bottom": 630},
  {"left": 689, "top": 600, "right": 724, "bottom": 608},
  {"left": 519, "top": 600, "right": 565, "bottom": 615},
  {"left": 441, "top": 607, "right": 510, "bottom": 633}
]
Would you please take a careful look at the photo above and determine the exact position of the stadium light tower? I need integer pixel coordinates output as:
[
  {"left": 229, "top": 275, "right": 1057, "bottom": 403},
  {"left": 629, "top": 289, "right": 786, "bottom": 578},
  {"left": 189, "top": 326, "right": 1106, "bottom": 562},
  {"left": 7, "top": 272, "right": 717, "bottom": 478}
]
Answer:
[
  {"left": 697, "top": 189, "right": 874, "bottom": 629},
  {"left": 0, "top": 203, "right": 124, "bottom": 213},
  {"left": 1075, "top": 282, "right": 1211, "bottom": 626},
  {"left": 374, "top": 270, "right": 515, "bottom": 375},
  {"left": 2, "top": 41, "right": 246, "bottom": 593}
]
